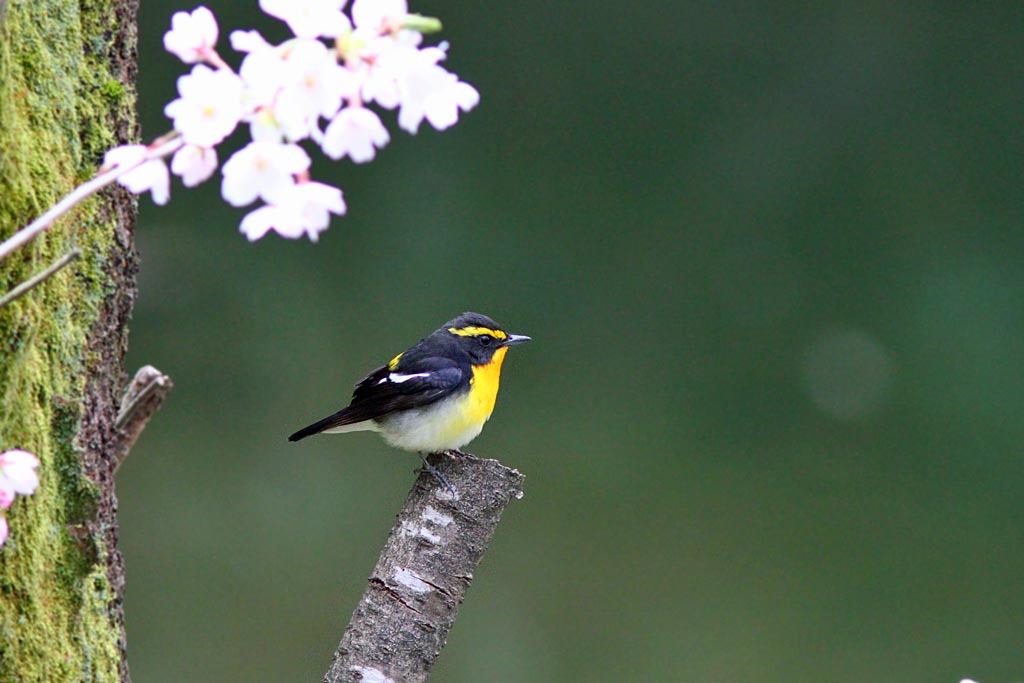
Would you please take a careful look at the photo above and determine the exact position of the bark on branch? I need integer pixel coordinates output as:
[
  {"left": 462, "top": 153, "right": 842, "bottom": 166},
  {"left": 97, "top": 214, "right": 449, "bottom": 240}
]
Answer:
[
  {"left": 323, "top": 451, "right": 525, "bottom": 683},
  {"left": 113, "top": 365, "right": 173, "bottom": 472}
]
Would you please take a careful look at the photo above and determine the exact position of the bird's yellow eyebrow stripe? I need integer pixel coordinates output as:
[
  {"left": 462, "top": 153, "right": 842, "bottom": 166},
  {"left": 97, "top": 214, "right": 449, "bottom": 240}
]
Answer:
[
  {"left": 447, "top": 326, "right": 507, "bottom": 339},
  {"left": 387, "top": 352, "right": 403, "bottom": 370}
]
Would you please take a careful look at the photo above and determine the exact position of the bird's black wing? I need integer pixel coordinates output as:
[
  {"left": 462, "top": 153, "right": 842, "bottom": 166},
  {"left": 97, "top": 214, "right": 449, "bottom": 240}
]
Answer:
[{"left": 288, "top": 358, "right": 465, "bottom": 441}]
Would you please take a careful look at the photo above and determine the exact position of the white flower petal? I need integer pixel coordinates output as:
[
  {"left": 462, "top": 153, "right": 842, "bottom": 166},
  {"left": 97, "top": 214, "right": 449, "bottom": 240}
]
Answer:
[
  {"left": 171, "top": 145, "right": 218, "bottom": 187},
  {"left": 221, "top": 141, "right": 308, "bottom": 206},
  {"left": 239, "top": 49, "right": 289, "bottom": 110},
  {"left": 397, "top": 61, "right": 478, "bottom": 133},
  {"left": 322, "top": 107, "right": 389, "bottom": 162},
  {"left": 0, "top": 478, "right": 15, "bottom": 510},
  {"left": 397, "top": 99, "right": 424, "bottom": 134},
  {"left": 0, "top": 450, "right": 40, "bottom": 496},
  {"left": 453, "top": 81, "right": 480, "bottom": 110},
  {"left": 221, "top": 169, "right": 260, "bottom": 207},
  {"left": 240, "top": 204, "right": 292, "bottom": 240},
  {"left": 259, "top": 0, "right": 351, "bottom": 39},
  {"left": 269, "top": 39, "right": 357, "bottom": 141},
  {"left": 230, "top": 29, "right": 271, "bottom": 54},
  {"left": 103, "top": 144, "right": 147, "bottom": 170},
  {"left": 163, "top": 6, "right": 219, "bottom": 63},
  {"left": 352, "top": 0, "right": 408, "bottom": 31},
  {"left": 239, "top": 182, "right": 345, "bottom": 241},
  {"left": 119, "top": 158, "right": 171, "bottom": 205},
  {"left": 249, "top": 111, "right": 285, "bottom": 143},
  {"left": 359, "top": 32, "right": 422, "bottom": 109}
]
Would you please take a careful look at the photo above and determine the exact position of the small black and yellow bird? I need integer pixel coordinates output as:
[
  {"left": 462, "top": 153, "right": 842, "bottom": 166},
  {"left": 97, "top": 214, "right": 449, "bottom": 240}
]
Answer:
[{"left": 288, "top": 313, "right": 530, "bottom": 467}]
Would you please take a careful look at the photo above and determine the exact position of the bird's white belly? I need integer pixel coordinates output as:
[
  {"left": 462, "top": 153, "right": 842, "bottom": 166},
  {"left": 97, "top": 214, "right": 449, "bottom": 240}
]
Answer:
[{"left": 377, "top": 392, "right": 489, "bottom": 452}]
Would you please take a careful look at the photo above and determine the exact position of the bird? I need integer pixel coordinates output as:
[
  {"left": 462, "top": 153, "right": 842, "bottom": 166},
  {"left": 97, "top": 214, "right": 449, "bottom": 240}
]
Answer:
[{"left": 288, "top": 312, "right": 530, "bottom": 483}]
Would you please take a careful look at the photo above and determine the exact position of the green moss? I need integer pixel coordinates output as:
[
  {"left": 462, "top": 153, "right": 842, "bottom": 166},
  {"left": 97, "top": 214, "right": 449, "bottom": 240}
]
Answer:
[
  {"left": 0, "top": 0, "right": 137, "bottom": 681},
  {"left": 75, "top": 562, "right": 121, "bottom": 681},
  {"left": 100, "top": 79, "right": 125, "bottom": 103}
]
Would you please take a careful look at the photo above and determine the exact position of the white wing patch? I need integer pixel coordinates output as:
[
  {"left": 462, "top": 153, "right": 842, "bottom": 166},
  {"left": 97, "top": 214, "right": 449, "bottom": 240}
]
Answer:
[{"left": 378, "top": 371, "right": 432, "bottom": 385}]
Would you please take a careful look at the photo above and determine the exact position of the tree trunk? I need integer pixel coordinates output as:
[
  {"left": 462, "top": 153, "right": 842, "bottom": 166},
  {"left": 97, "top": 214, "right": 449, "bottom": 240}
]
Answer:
[{"left": 0, "top": 1, "right": 140, "bottom": 681}]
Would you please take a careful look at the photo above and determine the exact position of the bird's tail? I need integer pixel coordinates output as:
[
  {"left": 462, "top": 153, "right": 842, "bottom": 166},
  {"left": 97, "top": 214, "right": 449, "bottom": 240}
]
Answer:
[{"left": 288, "top": 409, "right": 377, "bottom": 442}]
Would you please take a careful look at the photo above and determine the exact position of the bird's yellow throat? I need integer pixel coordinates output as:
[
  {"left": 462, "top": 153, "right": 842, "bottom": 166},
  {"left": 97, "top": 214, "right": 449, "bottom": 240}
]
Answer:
[{"left": 467, "top": 345, "right": 508, "bottom": 423}]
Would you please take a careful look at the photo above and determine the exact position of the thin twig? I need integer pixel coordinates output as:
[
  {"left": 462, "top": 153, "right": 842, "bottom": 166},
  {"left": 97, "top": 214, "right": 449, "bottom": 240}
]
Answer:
[
  {"left": 0, "top": 135, "right": 183, "bottom": 261},
  {"left": 322, "top": 451, "right": 525, "bottom": 683},
  {"left": 0, "top": 249, "right": 81, "bottom": 308}
]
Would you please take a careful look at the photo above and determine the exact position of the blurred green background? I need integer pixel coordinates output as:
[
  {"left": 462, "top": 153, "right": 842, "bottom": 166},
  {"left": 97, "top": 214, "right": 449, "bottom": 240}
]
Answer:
[{"left": 119, "top": 2, "right": 1024, "bottom": 682}]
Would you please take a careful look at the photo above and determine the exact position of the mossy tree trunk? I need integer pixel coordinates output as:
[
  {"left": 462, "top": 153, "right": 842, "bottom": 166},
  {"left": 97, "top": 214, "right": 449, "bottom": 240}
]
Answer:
[{"left": 0, "top": 1, "right": 140, "bottom": 681}]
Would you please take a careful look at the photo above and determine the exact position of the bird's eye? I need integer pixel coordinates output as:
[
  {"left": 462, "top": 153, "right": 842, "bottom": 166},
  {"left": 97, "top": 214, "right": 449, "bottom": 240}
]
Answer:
[{"left": 478, "top": 335, "right": 492, "bottom": 347}]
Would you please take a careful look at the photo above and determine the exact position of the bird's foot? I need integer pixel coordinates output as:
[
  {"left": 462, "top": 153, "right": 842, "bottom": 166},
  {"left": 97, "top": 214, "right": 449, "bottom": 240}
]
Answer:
[
  {"left": 443, "top": 448, "right": 478, "bottom": 460},
  {"left": 417, "top": 452, "right": 457, "bottom": 497}
]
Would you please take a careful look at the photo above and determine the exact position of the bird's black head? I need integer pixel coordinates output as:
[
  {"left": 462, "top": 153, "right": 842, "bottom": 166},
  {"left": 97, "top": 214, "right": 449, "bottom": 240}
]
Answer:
[{"left": 440, "top": 312, "right": 531, "bottom": 365}]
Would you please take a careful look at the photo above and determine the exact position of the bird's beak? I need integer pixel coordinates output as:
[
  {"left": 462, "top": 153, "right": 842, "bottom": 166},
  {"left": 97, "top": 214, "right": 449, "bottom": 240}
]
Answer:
[{"left": 503, "top": 333, "right": 532, "bottom": 346}]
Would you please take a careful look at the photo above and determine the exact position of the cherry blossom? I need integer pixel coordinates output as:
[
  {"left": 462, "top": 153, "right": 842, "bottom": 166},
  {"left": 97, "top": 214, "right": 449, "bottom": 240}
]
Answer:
[
  {"left": 69, "top": 1, "right": 479, "bottom": 241},
  {"left": 221, "top": 141, "right": 310, "bottom": 206},
  {"left": 322, "top": 107, "right": 389, "bottom": 162},
  {"left": 272, "top": 40, "right": 357, "bottom": 141},
  {"left": 396, "top": 50, "right": 479, "bottom": 133},
  {"left": 238, "top": 44, "right": 289, "bottom": 112},
  {"left": 0, "top": 449, "right": 40, "bottom": 550},
  {"left": 104, "top": 145, "right": 171, "bottom": 205},
  {"left": 240, "top": 181, "right": 345, "bottom": 241},
  {"left": 163, "top": 5, "right": 219, "bottom": 64},
  {"left": 164, "top": 65, "right": 245, "bottom": 147},
  {"left": 358, "top": 31, "right": 423, "bottom": 109},
  {"left": 0, "top": 450, "right": 39, "bottom": 495},
  {"left": 171, "top": 144, "right": 218, "bottom": 187}
]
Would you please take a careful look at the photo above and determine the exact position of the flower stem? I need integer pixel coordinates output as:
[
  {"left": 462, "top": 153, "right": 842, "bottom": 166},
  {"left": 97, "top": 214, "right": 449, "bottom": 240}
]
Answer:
[
  {"left": 0, "top": 249, "right": 82, "bottom": 309},
  {"left": 0, "top": 135, "right": 183, "bottom": 261}
]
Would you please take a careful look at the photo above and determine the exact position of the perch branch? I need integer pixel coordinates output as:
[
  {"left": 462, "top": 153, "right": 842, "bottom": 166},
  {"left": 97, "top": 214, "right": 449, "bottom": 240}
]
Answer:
[
  {"left": 322, "top": 450, "right": 525, "bottom": 683},
  {"left": 112, "top": 365, "right": 173, "bottom": 472}
]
